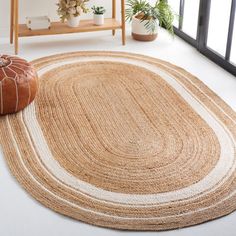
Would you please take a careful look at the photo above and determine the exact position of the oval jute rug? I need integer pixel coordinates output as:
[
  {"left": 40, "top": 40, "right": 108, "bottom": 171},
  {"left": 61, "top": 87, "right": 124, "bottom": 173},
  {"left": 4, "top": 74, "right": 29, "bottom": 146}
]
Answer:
[{"left": 1, "top": 51, "right": 236, "bottom": 231}]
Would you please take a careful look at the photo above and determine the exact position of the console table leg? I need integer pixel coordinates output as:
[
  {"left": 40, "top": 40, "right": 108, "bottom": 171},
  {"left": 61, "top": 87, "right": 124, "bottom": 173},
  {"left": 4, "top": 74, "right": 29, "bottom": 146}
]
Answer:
[
  {"left": 121, "top": 0, "right": 126, "bottom": 45},
  {"left": 112, "top": 0, "right": 116, "bottom": 36},
  {"left": 14, "top": 0, "right": 19, "bottom": 54},
  {"left": 10, "top": 0, "right": 15, "bottom": 44}
]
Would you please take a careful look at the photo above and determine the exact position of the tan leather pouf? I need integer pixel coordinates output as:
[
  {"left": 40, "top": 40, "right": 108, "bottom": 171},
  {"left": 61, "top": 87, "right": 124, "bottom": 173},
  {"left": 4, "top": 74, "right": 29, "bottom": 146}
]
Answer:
[{"left": 0, "top": 55, "right": 38, "bottom": 115}]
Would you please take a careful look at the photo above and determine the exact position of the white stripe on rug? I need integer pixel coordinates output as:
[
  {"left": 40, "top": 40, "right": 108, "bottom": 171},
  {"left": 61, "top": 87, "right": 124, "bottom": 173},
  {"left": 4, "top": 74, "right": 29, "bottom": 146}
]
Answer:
[{"left": 20, "top": 56, "right": 236, "bottom": 205}]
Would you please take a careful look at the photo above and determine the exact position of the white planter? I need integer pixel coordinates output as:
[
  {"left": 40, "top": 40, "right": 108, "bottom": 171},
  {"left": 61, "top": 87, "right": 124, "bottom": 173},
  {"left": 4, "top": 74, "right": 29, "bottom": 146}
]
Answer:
[
  {"left": 131, "top": 16, "right": 159, "bottom": 41},
  {"left": 93, "top": 14, "right": 104, "bottom": 26},
  {"left": 67, "top": 16, "right": 80, "bottom": 27}
]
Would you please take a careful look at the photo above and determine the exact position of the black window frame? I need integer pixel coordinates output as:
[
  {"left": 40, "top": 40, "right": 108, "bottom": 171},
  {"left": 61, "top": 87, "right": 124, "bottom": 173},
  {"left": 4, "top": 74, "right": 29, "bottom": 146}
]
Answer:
[{"left": 173, "top": 0, "right": 236, "bottom": 76}]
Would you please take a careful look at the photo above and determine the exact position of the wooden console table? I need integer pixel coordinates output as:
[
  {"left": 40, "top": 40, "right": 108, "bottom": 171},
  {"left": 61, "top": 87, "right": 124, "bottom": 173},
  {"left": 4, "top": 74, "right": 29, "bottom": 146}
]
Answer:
[{"left": 10, "top": 0, "right": 126, "bottom": 54}]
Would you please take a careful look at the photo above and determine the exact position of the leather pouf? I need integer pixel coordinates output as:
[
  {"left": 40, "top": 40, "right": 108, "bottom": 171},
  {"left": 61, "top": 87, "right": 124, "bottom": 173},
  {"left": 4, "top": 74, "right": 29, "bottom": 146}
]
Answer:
[{"left": 0, "top": 55, "right": 38, "bottom": 115}]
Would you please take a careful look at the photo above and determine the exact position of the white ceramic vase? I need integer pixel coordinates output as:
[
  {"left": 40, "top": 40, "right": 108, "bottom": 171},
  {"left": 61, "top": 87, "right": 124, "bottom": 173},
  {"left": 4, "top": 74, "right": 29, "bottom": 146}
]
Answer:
[
  {"left": 67, "top": 16, "right": 80, "bottom": 27},
  {"left": 93, "top": 14, "right": 104, "bottom": 26},
  {"left": 131, "top": 16, "right": 158, "bottom": 41}
]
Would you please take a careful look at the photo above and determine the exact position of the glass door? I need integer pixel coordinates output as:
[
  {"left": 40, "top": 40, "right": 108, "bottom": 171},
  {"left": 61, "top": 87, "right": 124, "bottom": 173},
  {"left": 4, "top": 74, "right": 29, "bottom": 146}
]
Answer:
[
  {"left": 169, "top": 0, "right": 236, "bottom": 76},
  {"left": 169, "top": 0, "right": 200, "bottom": 46},
  {"left": 231, "top": 21, "right": 236, "bottom": 64},
  {"left": 199, "top": 0, "right": 236, "bottom": 75},
  {"left": 207, "top": 0, "right": 232, "bottom": 57}
]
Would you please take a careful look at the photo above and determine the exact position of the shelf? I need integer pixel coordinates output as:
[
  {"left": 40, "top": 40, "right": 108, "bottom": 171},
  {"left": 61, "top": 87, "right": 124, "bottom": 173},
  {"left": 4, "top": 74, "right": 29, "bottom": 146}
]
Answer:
[
  {"left": 18, "top": 18, "right": 122, "bottom": 37},
  {"left": 11, "top": 0, "right": 126, "bottom": 54}
]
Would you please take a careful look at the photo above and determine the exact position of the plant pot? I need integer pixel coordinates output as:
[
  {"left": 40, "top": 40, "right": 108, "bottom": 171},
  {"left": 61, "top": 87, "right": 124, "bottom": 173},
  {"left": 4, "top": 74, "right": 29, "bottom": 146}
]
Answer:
[
  {"left": 67, "top": 16, "right": 80, "bottom": 27},
  {"left": 93, "top": 14, "right": 104, "bottom": 26},
  {"left": 131, "top": 16, "right": 158, "bottom": 41}
]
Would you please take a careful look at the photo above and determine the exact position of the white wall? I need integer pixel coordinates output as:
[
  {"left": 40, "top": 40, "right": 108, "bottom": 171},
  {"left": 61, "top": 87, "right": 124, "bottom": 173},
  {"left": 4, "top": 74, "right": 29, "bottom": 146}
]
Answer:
[
  {"left": 0, "top": 0, "right": 121, "bottom": 37},
  {"left": 0, "top": 0, "right": 159, "bottom": 38}
]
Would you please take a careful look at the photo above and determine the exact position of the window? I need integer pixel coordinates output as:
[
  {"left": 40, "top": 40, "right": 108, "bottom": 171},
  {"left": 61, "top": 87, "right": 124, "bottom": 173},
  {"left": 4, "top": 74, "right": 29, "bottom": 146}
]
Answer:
[
  {"left": 207, "top": 0, "right": 232, "bottom": 56},
  {"left": 182, "top": 0, "right": 200, "bottom": 39},
  {"left": 230, "top": 14, "right": 236, "bottom": 64},
  {"left": 168, "top": 0, "right": 180, "bottom": 27},
  {"left": 169, "top": 0, "right": 236, "bottom": 76}
]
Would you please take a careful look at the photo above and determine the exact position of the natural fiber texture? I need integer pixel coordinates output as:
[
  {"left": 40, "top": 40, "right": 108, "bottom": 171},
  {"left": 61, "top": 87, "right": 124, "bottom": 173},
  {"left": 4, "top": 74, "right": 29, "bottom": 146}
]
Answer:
[{"left": 1, "top": 51, "right": 236, "bottom": 231}]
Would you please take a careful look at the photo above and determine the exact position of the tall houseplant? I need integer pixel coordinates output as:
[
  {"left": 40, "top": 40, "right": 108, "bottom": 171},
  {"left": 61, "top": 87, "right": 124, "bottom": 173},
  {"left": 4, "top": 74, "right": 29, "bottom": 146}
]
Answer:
[
  {"left": 126, "top": 0, "right": 176, "bottom": 41},
  {"left": 57, "top": 0, "right": 89, "bottom": 27}
]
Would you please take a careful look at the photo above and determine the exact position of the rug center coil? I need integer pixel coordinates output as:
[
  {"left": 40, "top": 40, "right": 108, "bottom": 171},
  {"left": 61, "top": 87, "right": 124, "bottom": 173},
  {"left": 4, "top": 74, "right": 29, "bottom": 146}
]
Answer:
[{"left": 35, "top": 61, "right": 220, "bottom": 194}]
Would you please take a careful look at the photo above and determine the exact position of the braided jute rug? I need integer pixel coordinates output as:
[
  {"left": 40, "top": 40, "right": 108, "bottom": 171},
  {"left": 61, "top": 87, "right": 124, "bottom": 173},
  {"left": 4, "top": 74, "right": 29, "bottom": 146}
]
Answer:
[{"left": 1, "top": 51, "right": 236, "bottom": 231}]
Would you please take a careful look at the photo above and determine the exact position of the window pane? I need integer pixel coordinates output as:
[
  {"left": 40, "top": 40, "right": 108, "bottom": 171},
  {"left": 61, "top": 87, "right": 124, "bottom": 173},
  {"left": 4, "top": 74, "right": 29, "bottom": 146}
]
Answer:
[
  {"left": 182, "top": 0, "right": 200, "bottom": 39},
  {"left": 230, "top": 15, "right": 236, "bottom": 64},
  {"left": 207, "top": 0, "right": 232, "bottom": 56},
  {"left": 168, "top": 0, "right": 180, "bottom": 28}
]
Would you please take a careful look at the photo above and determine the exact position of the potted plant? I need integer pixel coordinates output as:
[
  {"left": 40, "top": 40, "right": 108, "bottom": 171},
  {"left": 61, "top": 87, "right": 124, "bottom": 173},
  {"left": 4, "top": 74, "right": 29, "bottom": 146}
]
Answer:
[
  {"left": 57, "top": 0, "right": 89, "bottom": 27},
  {"left": 91, "top": 6, "right": 106, "bottom": 26},
  {"left": 126, "top": 0, "right": 176, "bottom": 41}
]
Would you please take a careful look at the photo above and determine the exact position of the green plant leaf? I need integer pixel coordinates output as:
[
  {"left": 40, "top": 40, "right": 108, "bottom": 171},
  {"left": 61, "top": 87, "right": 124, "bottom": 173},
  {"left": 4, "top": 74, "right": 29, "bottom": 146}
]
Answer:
[{"left": 126, "top": 0, "right": 177, "bottom": 35}]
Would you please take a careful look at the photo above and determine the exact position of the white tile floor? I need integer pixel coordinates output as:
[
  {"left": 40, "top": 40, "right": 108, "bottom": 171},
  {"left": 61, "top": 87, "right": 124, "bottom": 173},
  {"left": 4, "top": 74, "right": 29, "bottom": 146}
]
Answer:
[{"left": 0, "top": 29, "right": 236, "bottom": 236}]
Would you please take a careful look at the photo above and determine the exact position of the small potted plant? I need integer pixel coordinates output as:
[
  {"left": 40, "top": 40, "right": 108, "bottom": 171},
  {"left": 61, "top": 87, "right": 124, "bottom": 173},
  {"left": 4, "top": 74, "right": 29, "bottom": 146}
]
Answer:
[
  {"left": 126, "top": 0, "right": 176, "bottom": 41},
  {"left": 91, "top": 6, "right": 106, "bottom": 26},
  {"left": 57, "top": 0, "right": 89, "bottom": 27}
]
